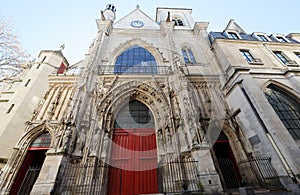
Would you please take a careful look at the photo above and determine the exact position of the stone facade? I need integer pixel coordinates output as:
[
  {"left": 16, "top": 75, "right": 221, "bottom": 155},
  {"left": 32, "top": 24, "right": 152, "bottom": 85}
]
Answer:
[{"left": 0, "top": 4, "right": 300, "bottom": 195}]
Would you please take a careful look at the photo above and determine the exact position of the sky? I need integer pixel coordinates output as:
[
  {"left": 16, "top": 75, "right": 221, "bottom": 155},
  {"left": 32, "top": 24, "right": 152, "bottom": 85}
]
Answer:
[{"left": 1, "top": 0, "right": 300, "bottom": 65}]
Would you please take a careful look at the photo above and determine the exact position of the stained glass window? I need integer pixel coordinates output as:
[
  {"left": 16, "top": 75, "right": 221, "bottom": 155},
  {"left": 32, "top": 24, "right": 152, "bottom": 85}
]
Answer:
[
  {"left": 30, "top": 133, "right": 51, "bottom": 149},
  {"left": 114, "top": 100, "right": 154, "bottom": 129},
  {"left": 265, "top": 85, "right": 300, "bottom": 139},
  {"left": 114, "top": 46, "right": 157, "bottom": 74}
]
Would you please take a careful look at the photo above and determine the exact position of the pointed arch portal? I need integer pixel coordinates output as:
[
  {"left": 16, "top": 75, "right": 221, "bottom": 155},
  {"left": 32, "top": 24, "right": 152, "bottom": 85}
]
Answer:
[
  {"left": 213, "top": 131, "right": 241, "bottom": 189},
  {"left": 107, "top": 100, "right": 158, "bottom": 195},
  {"left": 10, "top": 132, "right": 51, "bottom": 195}
]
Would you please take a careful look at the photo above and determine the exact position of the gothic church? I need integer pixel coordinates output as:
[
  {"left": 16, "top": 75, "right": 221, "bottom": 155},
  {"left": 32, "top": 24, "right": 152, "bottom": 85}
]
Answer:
[{"left": 0, "top": 4, "right": 300, "bottom": 195}]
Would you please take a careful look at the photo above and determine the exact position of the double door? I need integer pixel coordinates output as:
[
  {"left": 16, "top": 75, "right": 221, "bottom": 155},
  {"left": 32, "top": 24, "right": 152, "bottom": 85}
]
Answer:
[{"left": 108, "top": 128, "right": 158, "bottom": 195}]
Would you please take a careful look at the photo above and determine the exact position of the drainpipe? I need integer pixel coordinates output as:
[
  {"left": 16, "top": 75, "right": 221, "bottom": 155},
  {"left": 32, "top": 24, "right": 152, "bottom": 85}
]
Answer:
[{"left": 237, "top": 80, "right": 295, "bottom": 179}]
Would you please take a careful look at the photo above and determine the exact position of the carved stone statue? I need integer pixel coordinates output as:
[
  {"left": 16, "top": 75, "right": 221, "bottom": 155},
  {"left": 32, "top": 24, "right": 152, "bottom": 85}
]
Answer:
[
  {"left": 73, "top": 127, "right": 86, "bottom": 156},
  {"left": 90, "top": 129, "right": 101, "bottom": 155},
  {"left": 101, "top": 131, "right": 110, "bottom": 157},
  {"left": 61, "top": 125, "right": 72, "bottom": 152},
  {"left": 165, "top": 126, "right": 173, "bottom": 153},
  {"left": 157, "top": 128, "right": 164, "bottom": 151},
  {"left": 177, "top": 119, "right": 188, "bottom": 152},
  {"left": 188, "top": 120, "right": 200, "bottom": 148},
  {"left": 98, "top": 78, "right": 108, "bottom": 98}
]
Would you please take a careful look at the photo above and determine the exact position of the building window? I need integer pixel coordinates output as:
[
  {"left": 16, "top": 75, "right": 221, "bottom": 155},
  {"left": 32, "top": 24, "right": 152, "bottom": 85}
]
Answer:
[
  {"left": 276, "top": 36, "right": 287, "bottom": 42},
  {"left": 265, "top": 84, "right": 300, "bottom": 139},
  {"left": 182, "top": 48, "right": 196, "bottom": 64},
  {"left": 24, "top": 79, "right": 31, "bottom": 87},
  {"left": 295, "top": 52, "right": 300, "bottom": 58},
  {"left": 114, "top": 100, "right": 154, "bottom": 129},
  {"left": 172, "top": 18, "right": 184, "bottom": 26},
  {"left": 114, "top": 46, "right": 157, "bottom": 74},
  {"left": 228, "top": 32, "right": 239, "bottom": 39},
  {"left": 240, "top": 50, "right": 263, "bottom": 64},
  {"left": 257, "top": 35, "right": 268, "bottom": 42},
  {"left": 271, "top": 34, "right": 290, "bottom": 43},
  {"left": 37, "top": 56, "right": 46, "bottom": 69},
  {"left": 240, "top": 50, "right": 254, "bottom": 63},
  {"left": 29, "top": 133, "right": 51, "bottom": 149},
  {"left": 57, "top": 63, "right": 66, "bottom": 74},
  {"left": 6, "top": 104, "right": 15, "bottom": 114},
  {"left": 273, "top": 51, "right": 288, "bottom": 64}
]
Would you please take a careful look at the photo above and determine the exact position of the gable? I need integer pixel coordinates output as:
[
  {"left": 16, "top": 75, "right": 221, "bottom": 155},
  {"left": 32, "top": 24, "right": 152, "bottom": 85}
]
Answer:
[
  {"left": 225, "top": 19, "right": 246, "bottom": 34},
  {"left": 114, "top": 7, "right": 160, "bottom": 30}
]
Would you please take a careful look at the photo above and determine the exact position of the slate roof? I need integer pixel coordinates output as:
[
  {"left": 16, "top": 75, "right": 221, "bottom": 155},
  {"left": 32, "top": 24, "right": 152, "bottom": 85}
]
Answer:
[{"left": 209, "top": 31, "right": 300, "bottom": 44}]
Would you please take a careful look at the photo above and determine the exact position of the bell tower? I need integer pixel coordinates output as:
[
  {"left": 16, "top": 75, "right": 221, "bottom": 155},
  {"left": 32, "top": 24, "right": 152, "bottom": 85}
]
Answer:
[{"left": 101, "top": 4, "right": 116, "bottom": 21}]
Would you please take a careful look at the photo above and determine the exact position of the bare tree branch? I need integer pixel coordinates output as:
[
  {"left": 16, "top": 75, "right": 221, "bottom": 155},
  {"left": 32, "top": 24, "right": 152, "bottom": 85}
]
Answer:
[{"left": 0, "top": 17, "right": 30, "bottom": 89}]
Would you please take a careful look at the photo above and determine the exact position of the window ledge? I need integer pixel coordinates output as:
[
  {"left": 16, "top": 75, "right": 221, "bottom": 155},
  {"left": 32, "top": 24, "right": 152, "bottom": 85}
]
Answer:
[
  {"left": 249, "top": 58, "right": 264, "bottom": 65},
  {"left": 249, "top": 61, "right": 264, "bottom": 65},
  {"left": 286, "top": 60, "right": 298, "bottom": 67},
  {"left": 286, "top": 63, "right": 299, "bottom": 67}
]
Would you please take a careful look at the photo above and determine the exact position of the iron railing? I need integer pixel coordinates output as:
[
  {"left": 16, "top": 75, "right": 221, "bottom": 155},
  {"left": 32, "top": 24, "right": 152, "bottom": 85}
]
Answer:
[
  {"left": 238, "top": 155, "right": 283, "bottom": 190},
  {"left": 158, "top": 158, "right": 202, "bottom": 193},
  {"left": 98, "top": 65, "right": 172, "bottom": 75},
  {"left": 54, "top": 158, "right": 201, "bottom": 194},
  {"left": 53, "top": 161, "right": 108, "bottom": 195}
]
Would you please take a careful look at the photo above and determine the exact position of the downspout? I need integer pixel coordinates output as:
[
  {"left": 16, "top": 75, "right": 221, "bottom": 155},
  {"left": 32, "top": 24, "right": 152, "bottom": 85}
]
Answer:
[{"left": 237, "top": 80, "right": 295, "bottom": 178}]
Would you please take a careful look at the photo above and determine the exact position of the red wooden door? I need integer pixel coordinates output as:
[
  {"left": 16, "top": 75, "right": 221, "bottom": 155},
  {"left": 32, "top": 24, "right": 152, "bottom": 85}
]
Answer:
[{"left": 108, "top": 128, "right": 158, "bottom": 195}]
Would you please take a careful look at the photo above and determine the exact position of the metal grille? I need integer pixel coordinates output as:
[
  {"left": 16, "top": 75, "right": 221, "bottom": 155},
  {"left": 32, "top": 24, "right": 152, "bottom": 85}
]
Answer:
[
  {"left": 98, "top": 65, "right": 171, "bottom": 75},
  {"left": 218, "top": 157, "right": 241, "bottom": 189},
  {"left": 158, "top": 158, "right": 201, "bottom": 193},
  {"left": 239, "top": 155, "right": 283, "bottom": 190},
  {"left": 53, "top": 161, "right": 108, "bottom": 195},
  {"left": 18, "top": 166, "right": 41, "bottom": 195}
]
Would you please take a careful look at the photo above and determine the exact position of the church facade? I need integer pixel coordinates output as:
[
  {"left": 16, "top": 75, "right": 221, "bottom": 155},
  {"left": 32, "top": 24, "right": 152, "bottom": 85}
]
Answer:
[{"left": 0, "top": 4, "right": 300, "bottom": 195}]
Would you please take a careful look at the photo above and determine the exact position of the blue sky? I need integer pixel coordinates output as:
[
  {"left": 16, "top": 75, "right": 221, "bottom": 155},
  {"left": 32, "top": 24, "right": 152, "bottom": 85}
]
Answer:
[{"left": 1, "top": 0, "right": 300, "bottom": 64}]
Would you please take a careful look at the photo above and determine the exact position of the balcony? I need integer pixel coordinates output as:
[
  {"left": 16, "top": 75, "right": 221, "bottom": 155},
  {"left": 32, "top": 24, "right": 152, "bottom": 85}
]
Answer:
[{"left": 98, "top": 65, "right": 172, "bottom": 75}]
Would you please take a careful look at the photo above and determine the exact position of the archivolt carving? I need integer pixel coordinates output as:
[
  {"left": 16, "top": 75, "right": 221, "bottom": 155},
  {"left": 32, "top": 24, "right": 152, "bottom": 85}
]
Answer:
[
  {"left": 0, "top": 123, "right": 54, "bottom": 190},
  {"left": 98, "top": 81, "right": 170, "bottom": 128},
  {"left": 16, "top": 123, "right": 54, "bottom": 149}
]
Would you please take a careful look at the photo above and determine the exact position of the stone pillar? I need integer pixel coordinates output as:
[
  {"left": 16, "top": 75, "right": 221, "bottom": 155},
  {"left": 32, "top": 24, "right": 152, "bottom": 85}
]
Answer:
[
  {"left": 192, "top": 148, "right": 223, "bottom": 194},
  {"left": 30, "top": 154, "right": 65, "bottom": 195}
]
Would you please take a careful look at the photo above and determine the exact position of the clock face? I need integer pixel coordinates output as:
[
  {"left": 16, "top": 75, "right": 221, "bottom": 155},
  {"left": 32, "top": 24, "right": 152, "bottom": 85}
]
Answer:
[{"left": 131, "top": 20, "right": 144, "bottom": 28}]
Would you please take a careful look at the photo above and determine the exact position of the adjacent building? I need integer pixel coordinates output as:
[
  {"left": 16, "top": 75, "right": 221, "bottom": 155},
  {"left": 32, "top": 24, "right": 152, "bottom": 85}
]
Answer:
[{"left": 0, "top": 4, "right": 299, "bottom": 195}]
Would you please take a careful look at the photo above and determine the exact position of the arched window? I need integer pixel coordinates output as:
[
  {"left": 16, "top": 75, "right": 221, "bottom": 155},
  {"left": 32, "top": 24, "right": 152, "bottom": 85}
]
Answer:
[
  {"left": 181, "top": 48, "right": 196, "bottom": 64},
  {"left": 114, "top": 46, "right": 157, "bottom": 74},
  {"left": 29, "top": 132, "right": 51, "bottom": 150},
  {"left": 114, "top": 100, "right": 154, "bottom": 128},
  {"left": 265, "top": 84, "right": 300, "bottom": 139}
]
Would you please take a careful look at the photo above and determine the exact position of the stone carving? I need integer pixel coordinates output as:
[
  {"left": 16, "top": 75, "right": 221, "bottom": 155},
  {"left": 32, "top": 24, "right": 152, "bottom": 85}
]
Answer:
[
  {"left": 165, "top": 126, "right": 174, "bottom": 153},
  {"left": 157, "top": 128, "right": 164, "bottom": 151},
  {"left": 61, "top": 125, "right": 72, "bottom": 152},
  {"left": 177, "top": 119, "right": 188, "bottom": 152},
  {"left": 73, "top": 127, "right": 86, "bottom": 156},
  {"left": 101, "top": 131, "right": 110, "bottom": 157},
  {"left": 98, "top": 78, "right": 108, "bottom": 98},
  {"left": 90, "top": 128, "right": 101, "bottom": 155}
]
